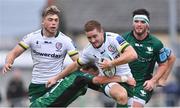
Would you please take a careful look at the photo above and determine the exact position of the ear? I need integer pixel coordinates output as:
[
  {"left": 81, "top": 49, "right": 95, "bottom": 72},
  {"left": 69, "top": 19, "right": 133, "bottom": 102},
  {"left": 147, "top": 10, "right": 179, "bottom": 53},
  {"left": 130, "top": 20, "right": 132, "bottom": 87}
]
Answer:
[{"left": 147, "top": 25, "right": 150, "bottom": 32}]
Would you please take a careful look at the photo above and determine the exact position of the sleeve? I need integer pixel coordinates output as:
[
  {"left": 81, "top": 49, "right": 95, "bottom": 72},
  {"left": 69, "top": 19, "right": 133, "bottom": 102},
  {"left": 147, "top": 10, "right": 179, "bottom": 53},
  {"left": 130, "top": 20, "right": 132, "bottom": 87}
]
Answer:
[
  {"left": 66, "top": 38, "right": 79, "bottom": 57},
  {"left": 156, "top": 42, "right": 168, "bottom": 63},
  {"left": 164, "top": 47, "right": 171, "bottom": 58},
  {"left": 77, "top": 49, "right": 91, "bottom": 66},
  {"left": 114, "top": 35, "right": 130, "bottom": 53},
  {"left": 18, "top": 34, "right": 32, "bottom": 50}
]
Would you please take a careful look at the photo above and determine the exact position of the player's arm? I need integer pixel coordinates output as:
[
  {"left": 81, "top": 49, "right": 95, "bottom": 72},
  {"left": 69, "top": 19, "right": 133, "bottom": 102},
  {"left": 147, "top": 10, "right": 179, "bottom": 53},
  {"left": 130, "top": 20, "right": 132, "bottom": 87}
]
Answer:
[
  {"left": 99, "top": 35, "right": 137, "bottom": 69},
  {"left": 68, "top": 49, "right": 79, "bottom": 62},
  {"left": 2, "top": 45, "right": 25, "bottom": 74},
  {"left": 99, "top": 45, "right": 137, "bottom": 69},
  {"left": 164, "top": 52, "right": 176, "bottom": 79},
  {"left": 46, "top": 61, "right": 81, "bottom": 88},
  {"left": 70, "top": 53, "right": 79, "bottom": 61},
  {"left": 111, "top": 45, "right": 137, "bottom": 66},
  {"left": 93, "top": 75, "right": 136, "bottom": 86},
  {"left": 152, "top": 61, "right": 168, "bottom": 82},
  {"left": 144, "top": 61, "right": 168, "bottom": 91},
  {"left": 144, "top": 47, "right": 169, "bottom": 91},
  {"left": 157, "top": 50, "right": 176, "bottom": 86}
]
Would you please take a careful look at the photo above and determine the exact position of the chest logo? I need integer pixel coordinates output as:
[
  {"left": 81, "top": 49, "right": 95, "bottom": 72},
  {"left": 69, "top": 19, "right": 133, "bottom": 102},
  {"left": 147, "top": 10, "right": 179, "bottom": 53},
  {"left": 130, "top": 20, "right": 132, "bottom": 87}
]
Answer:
[
  {"left": 146, "top": 47, "right": 153, "bottom": 54},
  {"left": 108, "top": 45, "right": 116, "bottom": 53},
  {"left": 55, "top": 42, "right": 62, "bottom": 52}
]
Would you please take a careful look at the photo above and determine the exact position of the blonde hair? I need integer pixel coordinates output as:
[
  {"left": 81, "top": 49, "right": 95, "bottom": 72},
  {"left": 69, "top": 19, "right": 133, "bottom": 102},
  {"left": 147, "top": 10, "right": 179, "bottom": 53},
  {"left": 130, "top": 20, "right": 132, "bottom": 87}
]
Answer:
[{"left": 42, "top": 5, "right": 60, "bottom": 18}]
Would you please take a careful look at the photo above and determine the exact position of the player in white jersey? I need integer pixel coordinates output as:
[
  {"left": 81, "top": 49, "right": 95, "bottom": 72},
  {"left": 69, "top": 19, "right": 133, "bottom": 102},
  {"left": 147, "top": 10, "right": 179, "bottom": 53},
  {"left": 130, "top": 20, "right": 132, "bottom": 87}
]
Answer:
[
  {"left": 2, "top": 5, "right": 88, "bottom": 107},
  {"left": 47, "top": 20, "right": 137, "bottom": 106},
  {"left": 18, "top": 30, "right": 77, "bottom": 84},
  {"left": 80, "top": 32, "right": 132, "bottom": 77}
]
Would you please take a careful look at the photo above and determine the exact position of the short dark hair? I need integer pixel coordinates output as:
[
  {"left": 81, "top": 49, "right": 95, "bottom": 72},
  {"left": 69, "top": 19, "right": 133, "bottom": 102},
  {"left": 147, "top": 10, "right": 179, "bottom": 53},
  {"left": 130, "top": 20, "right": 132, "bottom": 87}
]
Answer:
[
  {"left": 84, "top": 20, "right": 102, "bottom": 32},
  {"left": 42, "top": 5, "right": 60, "bottom": 18},
  {"left": 132, "top": 8, "right": 150, "bottom": 21}
]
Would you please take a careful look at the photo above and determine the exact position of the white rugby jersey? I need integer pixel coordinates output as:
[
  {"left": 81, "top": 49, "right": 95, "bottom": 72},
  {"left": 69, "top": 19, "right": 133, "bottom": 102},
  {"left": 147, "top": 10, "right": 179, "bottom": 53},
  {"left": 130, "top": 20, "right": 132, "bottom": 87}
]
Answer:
[
  {"left": 78, "top": 32, "right": 131, "bottom": 76},
  {"left": 19, "top": 29, "right": 78, "bottom": 84}
]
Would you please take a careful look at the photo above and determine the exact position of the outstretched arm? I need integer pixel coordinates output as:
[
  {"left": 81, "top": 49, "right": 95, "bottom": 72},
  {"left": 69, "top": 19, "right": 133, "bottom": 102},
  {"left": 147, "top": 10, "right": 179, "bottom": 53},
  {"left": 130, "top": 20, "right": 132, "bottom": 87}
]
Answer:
[
  {"left": 46, "top": 61, "right": 80, "bottom": 88},
  {"left": 2, "top": 45, "right": 25, "bottom": 74},
  {"left": 93, "top": 75, "right": 136, "bottom": 87}
]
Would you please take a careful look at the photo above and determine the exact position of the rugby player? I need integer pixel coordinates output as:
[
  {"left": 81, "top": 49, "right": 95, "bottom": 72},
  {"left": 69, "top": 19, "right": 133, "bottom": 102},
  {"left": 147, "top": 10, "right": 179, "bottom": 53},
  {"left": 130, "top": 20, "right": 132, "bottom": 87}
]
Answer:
[{"left": 46, "top": 20, "right": 137, "bottom": 106}]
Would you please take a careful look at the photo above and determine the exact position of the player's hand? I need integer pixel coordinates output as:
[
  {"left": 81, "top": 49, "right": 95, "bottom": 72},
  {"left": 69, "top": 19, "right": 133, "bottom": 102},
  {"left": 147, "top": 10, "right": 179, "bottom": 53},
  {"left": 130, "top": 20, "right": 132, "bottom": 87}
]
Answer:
[
  {"left": 2, "top": 63, "right": 12, "bottom": 74},
  {"left": 143, "top": 80, "right": 155, "bottom": 91},
  {"left": 46, "top": 76, "right": 58, "bottom": 88},
  {"left": 99, "top": 59, "right": 112, "bottom": 70},
  {"left": 126, "top": 77, "right": 136, "bottom": 87}
]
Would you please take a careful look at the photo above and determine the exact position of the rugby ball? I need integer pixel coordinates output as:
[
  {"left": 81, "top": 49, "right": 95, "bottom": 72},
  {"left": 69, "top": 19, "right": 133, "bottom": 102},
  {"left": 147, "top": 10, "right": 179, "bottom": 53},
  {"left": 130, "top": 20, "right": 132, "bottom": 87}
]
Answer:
[
  {"left": 103, "top": 67, "right": 116, "bottom": 77},
  {"left": 100, "top": 53, "right": 116, "bottom": 77}
]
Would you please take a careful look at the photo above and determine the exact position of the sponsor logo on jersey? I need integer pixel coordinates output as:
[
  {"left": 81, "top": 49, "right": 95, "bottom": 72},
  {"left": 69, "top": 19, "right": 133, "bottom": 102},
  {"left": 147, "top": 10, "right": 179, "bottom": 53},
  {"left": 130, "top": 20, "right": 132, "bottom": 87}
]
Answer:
[
  {"left": 138, "top": 56, "right": 152, "bottom": 62},
  {"left": 33, "top": 50, "right": 61, "bottom": 58},
  {"left": 135, "top": 43, "right": 143, "bottom": 47},
  {"left": 44, "top": 41, "right": 52, "bottom": 44},
  {"left": 55, "top": 42, "right": 62, "bottom": 52}
]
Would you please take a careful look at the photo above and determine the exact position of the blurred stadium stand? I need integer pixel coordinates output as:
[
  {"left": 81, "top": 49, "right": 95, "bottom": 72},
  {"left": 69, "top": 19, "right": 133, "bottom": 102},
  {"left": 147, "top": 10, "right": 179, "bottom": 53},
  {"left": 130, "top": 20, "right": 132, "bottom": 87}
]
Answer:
[{"left": 55, "top": 0, "right": 180, "bottom": 33}]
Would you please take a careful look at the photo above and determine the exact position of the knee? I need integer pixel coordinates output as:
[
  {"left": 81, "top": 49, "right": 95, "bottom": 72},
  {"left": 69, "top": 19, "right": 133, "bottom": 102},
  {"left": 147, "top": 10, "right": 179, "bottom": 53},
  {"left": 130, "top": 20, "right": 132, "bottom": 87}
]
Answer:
[
  {"left": 110, "top": 89, "right": 128, "bottom": 105},
  {"left": 116, "top": 92, "right": 128, "bottom": 105}
]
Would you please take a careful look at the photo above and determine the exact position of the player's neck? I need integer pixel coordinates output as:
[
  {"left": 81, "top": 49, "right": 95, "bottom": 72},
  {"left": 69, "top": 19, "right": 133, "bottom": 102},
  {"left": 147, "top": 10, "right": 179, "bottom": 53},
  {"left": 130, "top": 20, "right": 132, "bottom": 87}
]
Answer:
[
  {"left": 42, "top": 29, "right": 57, "bottom": 38},
  {"left": 133, "top": 31, "right": 148, "bottom": 40}
]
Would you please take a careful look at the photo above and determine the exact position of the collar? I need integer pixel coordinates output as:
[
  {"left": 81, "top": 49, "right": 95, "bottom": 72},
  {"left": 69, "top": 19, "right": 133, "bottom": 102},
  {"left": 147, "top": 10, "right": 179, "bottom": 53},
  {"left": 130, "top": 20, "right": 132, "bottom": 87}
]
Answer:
[{"left": 41, "top": 29, "right": 59, "bottom": 38}]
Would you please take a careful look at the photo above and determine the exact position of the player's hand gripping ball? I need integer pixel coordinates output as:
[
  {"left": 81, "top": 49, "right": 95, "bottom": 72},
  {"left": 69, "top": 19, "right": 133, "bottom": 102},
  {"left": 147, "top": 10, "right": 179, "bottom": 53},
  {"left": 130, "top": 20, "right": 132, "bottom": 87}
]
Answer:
[{"left": 100, "top": 54, "right": 116, "bottom": 77}]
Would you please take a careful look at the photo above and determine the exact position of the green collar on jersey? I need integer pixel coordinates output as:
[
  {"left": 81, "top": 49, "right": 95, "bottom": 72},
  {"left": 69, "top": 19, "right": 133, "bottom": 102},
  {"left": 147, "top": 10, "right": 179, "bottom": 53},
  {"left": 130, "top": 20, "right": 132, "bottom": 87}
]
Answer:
[{"left": 41, "top": 29, "right": 59, "bottom": 38}]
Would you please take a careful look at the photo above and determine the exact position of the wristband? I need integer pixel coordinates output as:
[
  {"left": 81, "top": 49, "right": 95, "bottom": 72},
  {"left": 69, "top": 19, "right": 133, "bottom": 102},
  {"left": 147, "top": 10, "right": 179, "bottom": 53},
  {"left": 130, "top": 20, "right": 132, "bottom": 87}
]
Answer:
[{"left": 121, "top": 76, "right": 128, "bottom": 82}]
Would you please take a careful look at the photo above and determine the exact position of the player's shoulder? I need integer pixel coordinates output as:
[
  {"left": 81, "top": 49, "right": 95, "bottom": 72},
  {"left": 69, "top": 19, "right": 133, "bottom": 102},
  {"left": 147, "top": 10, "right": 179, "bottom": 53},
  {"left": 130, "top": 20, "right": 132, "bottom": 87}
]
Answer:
[
  {"left": 148, "top": 34, "right": 164, "bottom": 51},
  {"left": 149, "top": 34, "right": 163, "bottom": 46},
  {"left": 57, "top": 32, "right": 72, "bottom": 41},
  {"left": 82, "top": 43, "right": 95, "bottom": 54},
  {"left": 149, "top": 34, "right": 161, "bottom": 42},
  {"left": 83, "top": 43, "right": 92, "bottom": 51},
  {"left": 105, "top": 32, "right": 121, "bottom": 39},
  {"left": 105, "top": 32, "right": 122, "bottom": 42},
  {"left": 23, "top": 29, "right": 41, "bottom": 40},
  {"left": 122, "top": 31, "right": 132, "bottom": 38},
  {"left": 29, "top": 29, "right": 41, "bottom": 35}
]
